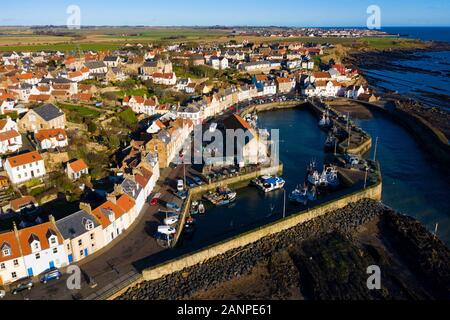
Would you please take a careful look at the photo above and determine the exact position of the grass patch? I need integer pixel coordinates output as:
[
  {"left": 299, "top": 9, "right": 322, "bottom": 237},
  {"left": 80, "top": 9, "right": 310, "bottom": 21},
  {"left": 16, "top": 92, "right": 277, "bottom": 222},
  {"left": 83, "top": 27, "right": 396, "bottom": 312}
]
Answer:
[
  {"left": 118, "top": 108, "right": 138, "bottom": 126},
  {"left": 58, "top": 103, "right": 101, "bottom": 123}
]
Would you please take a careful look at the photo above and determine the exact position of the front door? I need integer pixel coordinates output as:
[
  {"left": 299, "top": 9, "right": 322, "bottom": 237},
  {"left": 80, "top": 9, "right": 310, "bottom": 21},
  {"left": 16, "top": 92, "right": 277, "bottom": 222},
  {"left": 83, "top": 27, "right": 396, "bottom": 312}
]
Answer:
[
  {"left": 84, "top": 249, "right": 88, "bottom": 257},
  {"left": 27, "top": 268, "right": 33, "bottom": 277},
  {"left": 49, "top": 261, "right": 55, "bottom": 269}
]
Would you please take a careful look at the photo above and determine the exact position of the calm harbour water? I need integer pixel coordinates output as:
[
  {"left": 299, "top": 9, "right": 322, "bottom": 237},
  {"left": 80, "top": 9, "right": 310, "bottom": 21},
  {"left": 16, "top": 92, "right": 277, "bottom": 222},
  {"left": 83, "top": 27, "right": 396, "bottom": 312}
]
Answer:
[{"left": 184, "top": 107, "right": 450, "bottom": 250}]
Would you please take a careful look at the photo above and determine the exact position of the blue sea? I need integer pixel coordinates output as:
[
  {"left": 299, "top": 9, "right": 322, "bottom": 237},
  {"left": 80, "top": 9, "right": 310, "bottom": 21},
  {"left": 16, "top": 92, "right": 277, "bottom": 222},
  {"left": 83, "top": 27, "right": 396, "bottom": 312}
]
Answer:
[
  {"left": 362, "top": 27, "right": 450, "bottom": 109},
  {"left": 381, "top": 26, "right": 450, "bottom": 42}
]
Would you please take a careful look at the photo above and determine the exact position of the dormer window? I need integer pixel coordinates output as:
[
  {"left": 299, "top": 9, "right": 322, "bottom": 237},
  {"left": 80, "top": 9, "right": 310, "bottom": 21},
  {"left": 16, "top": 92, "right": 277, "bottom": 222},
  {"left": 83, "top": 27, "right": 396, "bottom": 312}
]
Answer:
[
  {"left": 33, "top": 242, "right": 40, "bottom": 250},
  {"left": 84, "top": 219, "right": 94, "bottom": 231},
  {"left": 2, "top": 248, "right": 11, "bottom": 257}
]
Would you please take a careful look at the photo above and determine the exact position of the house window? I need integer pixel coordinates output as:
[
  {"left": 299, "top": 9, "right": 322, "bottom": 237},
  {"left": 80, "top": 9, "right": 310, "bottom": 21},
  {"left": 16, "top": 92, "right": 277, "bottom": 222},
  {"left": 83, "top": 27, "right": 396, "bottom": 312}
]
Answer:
[
  {"left": 67, "top": 244, "right": 71, "bottom": 251},
  {"left": 11, "top": 272, "right": 17, "bottom": 279},
  {"left": 50, "top": 237, "right": 56, "bottom": 245},
  {"left": 0, "top": 263, "right": 5, "bottom": 269},
  {"left": 53, "top": 248, "right": 58, "bottom": 254},
  {"left": 33, "top": 243, "right": 39, "bottom": 250},
  {"left": 2, "top": 248, "right": 11, "bottom": 257},
  {"left": 13, "top": 259, "right": 18, "bottom": 266},
  {"left": 80, "top": 250, "right": 84, "bottom": 257},
  {"left": 35, "top": 253, "right": 40, "bottom": 259},
  {"left": 90, "top": 233, "right": 94, "bottom": 240},
  {"left": 78, "top": 239, "right": 83, "bottom": 246}
]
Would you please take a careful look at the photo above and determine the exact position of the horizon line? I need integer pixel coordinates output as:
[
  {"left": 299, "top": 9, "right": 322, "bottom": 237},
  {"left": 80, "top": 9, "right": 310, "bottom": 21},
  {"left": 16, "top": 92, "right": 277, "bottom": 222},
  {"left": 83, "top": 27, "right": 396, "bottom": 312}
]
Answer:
[{"left": 1, "top": 25, "right": 450, "bottom": 28}]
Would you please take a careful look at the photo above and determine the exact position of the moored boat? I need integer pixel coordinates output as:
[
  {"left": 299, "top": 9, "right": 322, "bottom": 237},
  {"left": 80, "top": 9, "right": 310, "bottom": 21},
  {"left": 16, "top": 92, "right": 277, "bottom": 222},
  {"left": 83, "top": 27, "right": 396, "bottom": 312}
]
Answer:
[
  {"left": 203, "top": 187, "right": 237, "bottom": 206},
  {"left": 252, "top": 175, "right": 286, "bottom": 193}
]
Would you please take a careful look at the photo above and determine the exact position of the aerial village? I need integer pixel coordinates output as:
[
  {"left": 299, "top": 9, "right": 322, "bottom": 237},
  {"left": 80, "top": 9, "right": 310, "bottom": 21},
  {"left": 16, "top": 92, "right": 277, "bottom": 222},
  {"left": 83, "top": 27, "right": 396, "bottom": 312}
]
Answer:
[{"left": 0, "top": 39, "right": 379, "bottom": 288}]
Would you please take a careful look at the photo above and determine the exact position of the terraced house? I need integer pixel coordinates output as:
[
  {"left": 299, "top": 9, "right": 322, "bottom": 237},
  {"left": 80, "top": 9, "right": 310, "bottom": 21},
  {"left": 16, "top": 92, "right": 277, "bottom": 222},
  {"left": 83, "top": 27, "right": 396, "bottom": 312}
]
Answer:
[
  {"left": 55, "top": 210, "right": 105, "bottom": 263},
  {"left": 18, "top": 220, "right": 69, "bottom": 277},
  {"left": 146, "top": 118, "right": 193, "bottom": 168},
  {"left": 0, "top": 229, "right": 28, "bottom": 286}
]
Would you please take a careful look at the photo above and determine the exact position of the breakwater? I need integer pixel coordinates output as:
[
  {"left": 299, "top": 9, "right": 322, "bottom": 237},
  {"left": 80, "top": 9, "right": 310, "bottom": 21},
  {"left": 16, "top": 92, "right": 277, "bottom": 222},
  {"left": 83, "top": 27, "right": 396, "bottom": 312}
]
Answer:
[{"left": 118, "top": 197, "right": 387, "bottom": 300}]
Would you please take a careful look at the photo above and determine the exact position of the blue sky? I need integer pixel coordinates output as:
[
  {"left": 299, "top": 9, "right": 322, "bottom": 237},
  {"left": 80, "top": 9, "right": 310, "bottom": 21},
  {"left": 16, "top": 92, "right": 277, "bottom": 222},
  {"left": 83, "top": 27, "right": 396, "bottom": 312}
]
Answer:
[{"left": 1, "top": 0, "right": 449, "bottom": 27}]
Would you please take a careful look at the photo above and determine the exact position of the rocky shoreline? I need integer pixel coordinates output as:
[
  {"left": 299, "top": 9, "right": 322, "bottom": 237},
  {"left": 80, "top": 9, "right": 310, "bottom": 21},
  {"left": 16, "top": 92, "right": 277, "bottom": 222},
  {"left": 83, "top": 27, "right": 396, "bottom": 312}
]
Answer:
[{"left": 118, "top": 200, "right": 450, "bottom": 300}]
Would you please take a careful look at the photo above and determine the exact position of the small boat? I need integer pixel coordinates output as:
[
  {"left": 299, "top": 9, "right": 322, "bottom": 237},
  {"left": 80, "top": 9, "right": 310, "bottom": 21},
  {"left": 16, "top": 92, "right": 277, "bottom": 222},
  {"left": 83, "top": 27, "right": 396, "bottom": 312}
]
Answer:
[
  {"left": 307, "top": 185, "right": 317, "bottom": 201},
  {"left": 252, "top": 175, "right": 286, "bottom": 193},
  {"left": 190, "top": 201, "right": 199, "bottom": 216},
  {"left": 324, "top": 166, "right": 340, "bottom": 189},
  {"left": 324, "top": 134, "right": 338, "bottom": 152},
  {"left": 289, "top": 185, "right": 308, "bottom": 205},
  {"left": 164, "top": 216, "right": 179, "bottom": 226},
  {"left": 198, "top": 202, "right": 206, "bottom": 215},
  {"left": 307, "top": 170, "right": 321, "bottom": 186},
  {"left": 319, "top": 111, "right": 333, "bottom": 129},
  {"left": 203, "top": 187, "right": 237, "bottom": 206}
]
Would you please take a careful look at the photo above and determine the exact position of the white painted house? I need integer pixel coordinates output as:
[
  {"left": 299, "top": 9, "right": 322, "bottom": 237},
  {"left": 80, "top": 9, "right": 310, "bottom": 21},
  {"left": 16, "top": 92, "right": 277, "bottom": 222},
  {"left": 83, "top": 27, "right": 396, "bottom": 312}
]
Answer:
[
  {"left": 18, "top": 220, "right": 69, "bottom": 277},
  {"left": 5, "top": 151, "right": 46, "bottom": 185}
]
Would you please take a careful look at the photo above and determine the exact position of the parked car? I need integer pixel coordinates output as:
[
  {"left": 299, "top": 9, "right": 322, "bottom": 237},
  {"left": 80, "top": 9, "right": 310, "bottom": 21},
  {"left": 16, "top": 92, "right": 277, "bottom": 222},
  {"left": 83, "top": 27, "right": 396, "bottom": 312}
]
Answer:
[
  {"left": 157, "top": 225, "right": 176, "bottom": 236},
  {"left": 11, "top": 278, "right": 33, "bottom": 294},
  {"left": 192, "top": 176, "right": 204, "bottom": 185},
  {"left": 185, "top": 177, "right": 196, "bottom": 188},
  {"left": 166, "top": 202, "right": 181, "bottom": 212},
  {"left": 177, "top": 179, "right": 185, "bottom": 192},
  {"left": 164, "top": 216, "right": 179, "bottom": 226},
  {"left": 0, "top": 288, "right": 5, "bottom": 298},
  {"left": 175, "top": 190, "right": 188, "bottom": 200},
  {"left": 149, "top": 193, "right": 162, "bottom": 206},
  {"left": 40, "top": 269, "right": 62, "bottom": 284}
]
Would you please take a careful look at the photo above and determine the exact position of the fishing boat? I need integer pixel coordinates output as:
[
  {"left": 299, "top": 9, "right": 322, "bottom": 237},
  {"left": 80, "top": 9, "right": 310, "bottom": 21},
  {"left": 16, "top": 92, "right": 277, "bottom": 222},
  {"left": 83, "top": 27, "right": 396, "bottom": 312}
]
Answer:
[
  {"left": 289, "top": 185, "right": 308, "bottom": 205},
  {"left": 324, "top": 134, "right": 338, "bottom": 152},
  {"left": 203, "top": 187, "right": 237, "bottom": 206},
  {"left": 307, "top": 185, "right": 317, "bottom": 201},
  {"left": 252, "top": 175, "right": 285, "bottom": 193},
  {"left": 324, "top": 166, "right": 340, "bottom": 189},
  {"left": 319, "top": 111, "right": 333, "bottom": 129}
]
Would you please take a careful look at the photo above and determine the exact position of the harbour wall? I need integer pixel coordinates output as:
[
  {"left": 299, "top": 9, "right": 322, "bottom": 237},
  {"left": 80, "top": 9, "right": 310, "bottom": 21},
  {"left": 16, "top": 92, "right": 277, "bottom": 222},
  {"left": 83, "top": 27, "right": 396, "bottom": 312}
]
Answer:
[{"left": 141, "top": 178, "right": 382, "bottom": 282}]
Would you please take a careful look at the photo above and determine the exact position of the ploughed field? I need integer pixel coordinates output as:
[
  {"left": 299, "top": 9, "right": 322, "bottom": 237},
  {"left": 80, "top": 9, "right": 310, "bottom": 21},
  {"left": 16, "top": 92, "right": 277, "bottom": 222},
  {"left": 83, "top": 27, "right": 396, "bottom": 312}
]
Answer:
[{"left": 118, "top": 200, "right": 450, "bottom": 300}]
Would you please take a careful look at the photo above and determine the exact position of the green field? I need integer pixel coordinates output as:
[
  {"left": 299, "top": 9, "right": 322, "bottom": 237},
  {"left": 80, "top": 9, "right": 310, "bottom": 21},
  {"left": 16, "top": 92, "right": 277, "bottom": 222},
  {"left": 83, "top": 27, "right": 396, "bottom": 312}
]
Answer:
[{"left": 0, "top": 42, "right": 122, "bottom": 52}]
